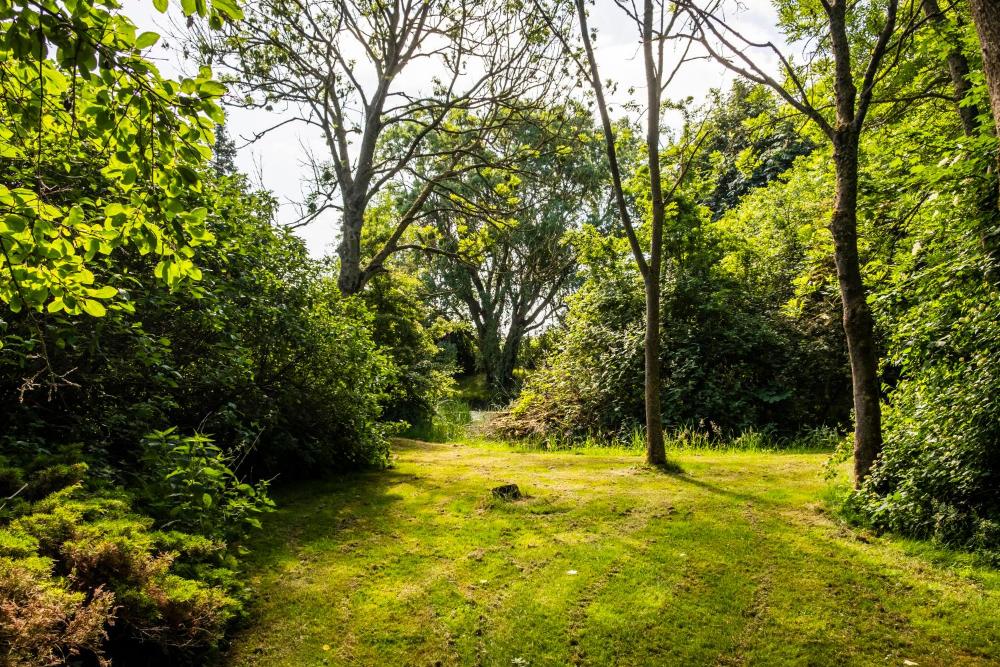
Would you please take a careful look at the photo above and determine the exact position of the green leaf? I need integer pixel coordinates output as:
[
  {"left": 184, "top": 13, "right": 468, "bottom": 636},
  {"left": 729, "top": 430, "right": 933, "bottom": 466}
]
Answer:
[
  {"left": 1, "top": 213, "right": 28, "bottom": 234},
  {"left": 153, "top": 0, "right": 169, "bottom": 11},
  {"left": 213, "top": 0, "right": 244, "bottom": 20},
  {"left": 154, "top": 260, "right": 170, "bottom": 281},
  {"left": 198, "top": 80, "right": 226, "bottom": 97},
  {"left": 177, "top": 165, "right": 200, "bottom": 185},
  {"left": 66, "top": 205, "right": 84, "bottom": 227},
  {"left": 135, "top": 32, "right": 161, "bottom": 49},
  {"left": 81, "top": 299, "right": 107, "bottom": 317},
  {"left": 204, "top": 101, "right": 226, "bottom": 124},
  {"left": 89, "top": 285, "right": 118, "bottom": 299},
  {"left": 202, "top": 493, "right": 213, "bottom": 508}
]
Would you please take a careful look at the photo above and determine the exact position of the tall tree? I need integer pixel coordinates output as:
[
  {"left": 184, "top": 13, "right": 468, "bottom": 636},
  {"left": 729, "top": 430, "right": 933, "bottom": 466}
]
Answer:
[
  {"left": 921, "top": 0, "right": 979, "bottom": 137},
  {"left": 969, "top": 0, "right": 1000, "bottom": 131},
  {"left": 695, "top": 81, "right": 815, "bottom": 217},
  {"left": 212, "top": 123, "right": 240, "bottom": 176},
  {"left": 969, "top": 0, "right": 1000, "bottom": 192},
  {"left": 413, "top": 109, "right": 604, "bottom": 394},
  {"left": 683, "top": 0, "right": 919, "bottom": 484},
  {"left": 536, "top": 0, "right": 704, "bottom": 465},
  {"left": 197, "top": 0, "right": 563, "bottom": 294},
  {"left": 426, "top": 205, "right": 578, "bottom": 395},
  {"left": 920, "top": 0, "right": 998, "bottom": 248}
]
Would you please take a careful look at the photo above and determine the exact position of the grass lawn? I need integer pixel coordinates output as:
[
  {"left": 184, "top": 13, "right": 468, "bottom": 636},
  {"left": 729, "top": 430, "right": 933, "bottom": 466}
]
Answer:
[{"left": 225, "top": 439, "right": 1000, "bottom": 666}]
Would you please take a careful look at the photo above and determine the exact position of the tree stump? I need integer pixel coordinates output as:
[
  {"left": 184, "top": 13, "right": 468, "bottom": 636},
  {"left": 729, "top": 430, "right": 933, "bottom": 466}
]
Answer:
[{"left": 491, "top": 484, "right": 521, "bottom": 500}]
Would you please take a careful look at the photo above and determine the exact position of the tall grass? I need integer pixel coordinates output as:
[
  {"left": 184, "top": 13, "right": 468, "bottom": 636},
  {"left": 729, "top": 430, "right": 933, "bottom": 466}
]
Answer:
[
  {"left": 464, "top": 425, "right": 843, "bottom": 454},
  {"left": 663, "top": 425, "right": 841, "bottom": 452},
  {"left": 404, "top": 399, "right": 472, "bottom": 442}
]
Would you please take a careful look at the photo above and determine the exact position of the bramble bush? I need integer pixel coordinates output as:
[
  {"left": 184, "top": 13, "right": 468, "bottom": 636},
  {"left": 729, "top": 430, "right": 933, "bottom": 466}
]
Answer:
[{"left": 848, "top": 197, "right": 1000, "bottom": 554}]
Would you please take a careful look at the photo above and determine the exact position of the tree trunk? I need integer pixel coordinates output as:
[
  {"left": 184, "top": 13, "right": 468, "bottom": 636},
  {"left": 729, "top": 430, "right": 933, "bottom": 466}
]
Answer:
[
  {"left": 970, "top": 0, "right": 1000, "bottom": 261},
  {"left": 573, "top": 0, "right": 666, "bottom": 463},
  {"left": 479, "top": 317, "right": 502, "bottom": 390},
  {"left": 970, "top": 0, "right": 1000, "bottom": 183},
  {"left": 922, "top": 0, "right": 979, "bottom": 136},
  {"left": 337, "top": 197, "right": 365, "bottom": 295},
  {"left": 642, "top": 0, "right": 667, "bottom": 465},
  {"left": 496, "top": 320, "right": 525, "bottom": 395},
  {"left": 643, "top": 276, "right": 666, "bottom": 463},
  {"left": 831, "top": 133, "right": 883, "bottom": 485},
  {"left": 924, "top": 0, "right": 1000, "bottom": 268}
]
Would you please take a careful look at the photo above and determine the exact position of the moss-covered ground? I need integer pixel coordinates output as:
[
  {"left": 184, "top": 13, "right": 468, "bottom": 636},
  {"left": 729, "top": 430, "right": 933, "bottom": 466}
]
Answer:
[{"left": 226, "top": 439, "right": 1000, "bottom": 666}]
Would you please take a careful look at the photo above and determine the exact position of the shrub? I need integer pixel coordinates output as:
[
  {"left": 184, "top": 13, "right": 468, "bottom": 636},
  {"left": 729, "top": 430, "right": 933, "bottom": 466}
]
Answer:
[
  {"left": 849, "top": 271, "right": 1000, "bottom": 553},
  {"left": 363, "top": 269, "right": 457, "bottom": 429},
  {"left": 3, "top": 480, "right": 244, "bottom": 662},
  {"left": 499, "top": 268, "right": 849, "bottom": 442},
  {"left": 0, "top": 553, "right": 114, "bottom": 667},
  {"left": 136, "top": 429, "right": 273, "bottom": 543},
  {"left": 0, "top": 173, "right": 395, "bottom": 481}
]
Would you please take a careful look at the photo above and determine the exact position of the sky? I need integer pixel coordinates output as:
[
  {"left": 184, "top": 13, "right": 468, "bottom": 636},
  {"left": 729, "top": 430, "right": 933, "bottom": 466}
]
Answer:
[{"left": 130, "top": 0, "right": 783, "bottom": 257}]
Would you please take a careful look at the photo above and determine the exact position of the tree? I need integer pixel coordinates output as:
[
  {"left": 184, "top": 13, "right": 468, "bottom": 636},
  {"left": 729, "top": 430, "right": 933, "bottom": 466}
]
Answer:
[
  {"left": 0, "top": 0, "right": 238, "bottom": 393},
  {"left": 920, "top": 0, "right": 980, "bottom": 137},
  {"left": 969, "top": 0, "right": 1000, "bottom": 134},
  {"left": 413, "top": 108, "right": 604, "bottom": 395},
  {"left": 197, "top": 0, "right": 564, "bottom": 295},
  {"left": 969, "top": 0, "right": 1000, "bottom": 193},
  {"left": 682, "top": 0, "right": 920, "bottom": 485},
  {"left": 695, "top": 81, "right": 814, "bottom": 217},
  {"left": 212, "top": 122, "right": 239, "bottom": 175},
  {"left": 536, "top": 0, "right": 705, "bottom": 465}
]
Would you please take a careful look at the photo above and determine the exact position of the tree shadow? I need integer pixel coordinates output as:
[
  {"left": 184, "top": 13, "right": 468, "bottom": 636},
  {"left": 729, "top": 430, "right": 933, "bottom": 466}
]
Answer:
[
  {"left": 652, "top": 459, "right": 685, "bottom": 475},
  {"left": 242, "top": 467, "right": 422, "bottom": 569},
  {"left": 666, "top": 470, "right": 783, "bottom": 507}
]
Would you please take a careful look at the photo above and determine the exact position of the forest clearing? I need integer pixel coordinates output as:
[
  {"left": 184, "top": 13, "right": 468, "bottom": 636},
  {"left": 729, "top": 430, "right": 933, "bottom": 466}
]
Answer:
[
  {"left": 4, "top": 0, "right": 1000, "bottom": 664},
  {"left": 227, "top": 440, "right": 1000, "bottom": 667}
]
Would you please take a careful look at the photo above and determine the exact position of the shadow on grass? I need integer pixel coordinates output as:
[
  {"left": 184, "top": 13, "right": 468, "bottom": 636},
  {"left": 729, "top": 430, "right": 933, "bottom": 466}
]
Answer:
[
  {"left": 651, "top": 459, "right": 684, "bottom": 474},
  {"left": 242, "top": 467, "right": 424, "bottom": 569},
  {"left": 668, "top": 468, "right": 784, "bottom": 507}
]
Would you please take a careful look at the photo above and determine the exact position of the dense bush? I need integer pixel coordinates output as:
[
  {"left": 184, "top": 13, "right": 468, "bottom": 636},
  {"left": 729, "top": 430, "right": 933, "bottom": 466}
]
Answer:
[
  {"left": 0, "top": 5, "right": 400, "bottom": 656},
  {"left": 499, "top": 202, "right": 850, "bottom": 441},
  {"left": 0, "top": 432, "right": 265, "bottom": 664},
  {"left": 0, "top": 170, "right": 393, "bottom": 476},
  {"left": 0, "top": 167, "right": 402, "bottom": 657},
  {"left": 690, "top": 55, "right": 1000, "bottom": 553},
  {"left": 363, "top": 269, "right": 455, "bottom": 430},
  {"left": 847, "top": 155, "right": 1000, "bottom": 552},
  {"left": 136, "top": 429, "right": 273, "bottom": 542}
]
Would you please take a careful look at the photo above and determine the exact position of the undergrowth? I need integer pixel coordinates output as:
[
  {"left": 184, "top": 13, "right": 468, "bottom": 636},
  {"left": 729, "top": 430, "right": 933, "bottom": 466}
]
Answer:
[{"left": 462, "top": 424, "right": 842, "bottom": 455}]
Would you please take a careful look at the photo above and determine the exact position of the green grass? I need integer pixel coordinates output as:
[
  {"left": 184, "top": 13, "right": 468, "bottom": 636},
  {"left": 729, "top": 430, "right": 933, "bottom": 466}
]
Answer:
[
  {"left": 225, "top": 439, "right": 1000, "bottom": 666},
  {"left": 404, "top": 399, "right": 473, "bottom": 442}
]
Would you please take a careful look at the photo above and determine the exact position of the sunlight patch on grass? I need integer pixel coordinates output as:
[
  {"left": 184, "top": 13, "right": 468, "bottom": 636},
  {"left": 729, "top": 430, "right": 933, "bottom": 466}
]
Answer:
[{"left": 225, "top": 439, "right": 1000, "bottom": 666}]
